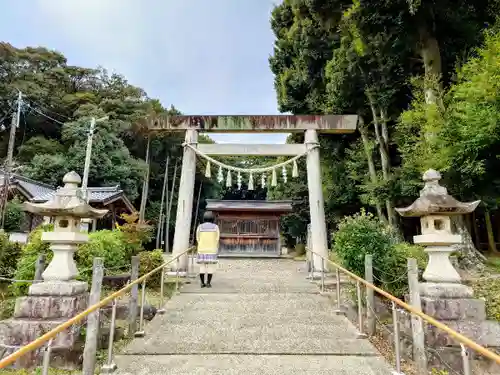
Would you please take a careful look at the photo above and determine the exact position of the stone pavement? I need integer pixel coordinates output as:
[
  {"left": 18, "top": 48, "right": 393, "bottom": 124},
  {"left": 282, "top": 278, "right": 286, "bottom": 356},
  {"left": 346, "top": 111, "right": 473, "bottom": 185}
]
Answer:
[{"left": 114, "top": 259, "right": 395, "bottom": 375}]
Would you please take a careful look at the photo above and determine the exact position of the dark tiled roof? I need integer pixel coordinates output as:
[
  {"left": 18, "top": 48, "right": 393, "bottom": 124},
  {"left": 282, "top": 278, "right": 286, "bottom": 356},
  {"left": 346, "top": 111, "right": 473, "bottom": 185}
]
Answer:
[
  {"left": 33, "top": 185, "right": 121, "bottom": 203},
  {"left": 0, "top": 171, "right": 135, "bottom": 212},
  {"left": 0, "top": 171, "right": 55, "bottom": 200},
  {"left": 205, "top": 199, "right": 293, "bottom": 212}
]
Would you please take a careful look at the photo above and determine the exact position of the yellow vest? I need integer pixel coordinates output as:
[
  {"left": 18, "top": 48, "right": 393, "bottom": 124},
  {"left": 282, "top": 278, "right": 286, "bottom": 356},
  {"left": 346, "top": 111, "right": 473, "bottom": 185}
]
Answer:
[{"left": 196, "top": 222, "right": 220, "bottom": 254}]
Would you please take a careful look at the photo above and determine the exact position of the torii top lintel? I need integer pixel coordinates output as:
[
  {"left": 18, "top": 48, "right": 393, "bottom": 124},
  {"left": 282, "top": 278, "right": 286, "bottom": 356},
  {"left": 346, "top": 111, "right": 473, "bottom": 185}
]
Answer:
[{"left": 143, "top": 114, "right": 359, "bottom": 133}]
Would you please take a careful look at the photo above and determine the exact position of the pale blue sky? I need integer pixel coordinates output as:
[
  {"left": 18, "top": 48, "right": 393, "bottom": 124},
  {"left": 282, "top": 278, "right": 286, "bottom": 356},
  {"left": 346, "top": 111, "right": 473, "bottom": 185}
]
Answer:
[{"left": 0, "top": 0, "right": 288, "bottom": 144}]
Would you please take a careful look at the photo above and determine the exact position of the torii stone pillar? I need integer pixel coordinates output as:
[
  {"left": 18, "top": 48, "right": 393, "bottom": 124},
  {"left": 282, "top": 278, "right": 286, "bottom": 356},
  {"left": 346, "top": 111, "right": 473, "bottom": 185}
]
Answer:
[
  {"left": 170, "top": 129, "right": 198, "bottom": 273},
  {"left": 305, "top": 129, "right": 329, "bottom": 274}
]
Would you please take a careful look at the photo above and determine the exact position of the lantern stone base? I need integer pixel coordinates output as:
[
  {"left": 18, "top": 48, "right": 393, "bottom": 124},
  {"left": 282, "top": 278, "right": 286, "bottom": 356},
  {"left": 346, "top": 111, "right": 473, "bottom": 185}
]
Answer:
[
  {"left": 0, "top": 283, "right": 88, "bottom": 369},
  {"left": 29, "top": 280, "right": 88, "bottom": 296},
  {"left": 419, "top": 282, "right": 474, "bottom": 298},
  {"left": 399, "top": 282, "right": 500, "bottom": 374}
]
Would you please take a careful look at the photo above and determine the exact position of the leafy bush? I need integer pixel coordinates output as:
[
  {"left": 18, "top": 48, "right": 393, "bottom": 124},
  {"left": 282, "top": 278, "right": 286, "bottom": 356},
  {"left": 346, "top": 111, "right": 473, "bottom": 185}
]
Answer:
[
  {"left": 115, "top": 212, "right": 152, "bottom": 257},
  {"left": 294, "top": 243, "right": 306, "bottom": 256},
  {"left": 333, "top": 210, "right": 428, "bottom": 297},
  {"left": 138, "top": 249, "right": 164, "bottom": 288},
  {"left": 11, "top": 224, "right": 53, "bottom": 296},
  {"left": 0, "top": 232, "right": 22, "bottom": 279},
  {"left": 76, "top": 230, "right": 129, "bottom": 283},
  {"left": 12, "top": 227, "right": 131, "bottom": 296},
  {"left": 381, "top": 242, "right": 427, "bottom": 296},
  {"left": 334, "top": 210, "right": 393, "bottom": 278},
  {"left": 4, "top": 197, "right": 24, "bottom": 232}
]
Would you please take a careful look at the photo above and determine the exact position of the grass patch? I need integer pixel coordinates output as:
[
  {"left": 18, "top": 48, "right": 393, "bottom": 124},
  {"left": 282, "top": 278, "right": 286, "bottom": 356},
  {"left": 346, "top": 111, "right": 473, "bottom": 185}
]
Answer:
[
  {"left": 485, "top": 255, "right": 500, "bottom": 273},
  {"left": 468, "top": 255, "right": 500, "bottom": 321},
  {"left": 0, "top": 369, "right": 78, "bottom": 374}
]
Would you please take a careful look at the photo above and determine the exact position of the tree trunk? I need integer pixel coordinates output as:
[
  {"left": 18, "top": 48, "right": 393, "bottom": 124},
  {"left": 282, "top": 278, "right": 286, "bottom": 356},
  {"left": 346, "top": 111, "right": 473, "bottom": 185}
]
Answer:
[
  {"left": 452, "top": 215, "right": 486, "bottom": 271},
  {"left": 379, "top": 108, "right": 397, "bottom": 226},
  {"left": 366, "top": 93, "right": 395, "bottom": 226},
  {"left": 472, "top": 211, "right": 481, "bottom": 249},
  {"left": 484, "top": 210, "right": 497, "bottom": 253},
  {"left": 358, "top": 120, "right": 386, "bottom": 223},
  {"left": 419, "top": 26, "right": 442, "bottom": 106}
]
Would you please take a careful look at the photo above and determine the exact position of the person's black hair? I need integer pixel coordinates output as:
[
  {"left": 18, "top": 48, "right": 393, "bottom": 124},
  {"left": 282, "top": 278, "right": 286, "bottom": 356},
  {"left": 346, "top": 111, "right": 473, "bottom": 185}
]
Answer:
[{"left": 203, "top": 210, "right": 215, "bottom": 223}]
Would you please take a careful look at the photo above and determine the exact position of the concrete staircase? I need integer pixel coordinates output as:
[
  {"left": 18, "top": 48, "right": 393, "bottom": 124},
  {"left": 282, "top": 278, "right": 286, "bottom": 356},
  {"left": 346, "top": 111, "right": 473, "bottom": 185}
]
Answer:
[{"left": 114, "top": 259, "right": 395, "bottom": 375}]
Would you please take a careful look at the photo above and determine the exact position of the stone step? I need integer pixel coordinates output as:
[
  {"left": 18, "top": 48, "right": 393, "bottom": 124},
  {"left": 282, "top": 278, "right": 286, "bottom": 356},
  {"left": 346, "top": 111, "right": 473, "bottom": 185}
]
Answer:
[
  {"left": 114, "top": 354, "right": 395, "bottom": 375},
  {"left": 113, "top": 259, "right": 393, "bottom": 375},
  {"left": 122, "top": 337, "right": 378, "bottom": 356},
  {"left": 121, "top": 292, "right": 379, "bottom": 356}
]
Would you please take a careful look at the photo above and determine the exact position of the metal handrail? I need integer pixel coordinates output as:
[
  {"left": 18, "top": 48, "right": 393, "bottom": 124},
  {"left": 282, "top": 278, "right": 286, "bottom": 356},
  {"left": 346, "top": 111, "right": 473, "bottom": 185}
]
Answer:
[
  {"left": 306, "top": 248, "right": 500, "bottom": 365},
  {"left": 0, "top": 247, "right": 195, "bottom": 369}
]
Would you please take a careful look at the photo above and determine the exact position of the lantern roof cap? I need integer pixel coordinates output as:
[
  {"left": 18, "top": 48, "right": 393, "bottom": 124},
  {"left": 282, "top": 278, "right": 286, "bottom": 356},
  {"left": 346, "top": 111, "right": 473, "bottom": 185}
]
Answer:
[
  {"left": 22, "top": 171, "right": 108, "bottom": 219},
  {"left": 395, "top": 169, "right": 480, "bottom": 217}
]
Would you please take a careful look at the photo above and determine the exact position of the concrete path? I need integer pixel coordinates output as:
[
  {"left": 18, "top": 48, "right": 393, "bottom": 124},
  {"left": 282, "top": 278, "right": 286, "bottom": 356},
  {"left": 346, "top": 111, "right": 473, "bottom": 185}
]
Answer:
[{"left": 114, "top": 259, "right": 395, "bottom": 375}]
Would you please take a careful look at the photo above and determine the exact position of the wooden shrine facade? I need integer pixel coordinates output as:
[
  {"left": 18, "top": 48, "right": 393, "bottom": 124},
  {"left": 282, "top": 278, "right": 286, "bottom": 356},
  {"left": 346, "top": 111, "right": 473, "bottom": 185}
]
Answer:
[{"left": 205, "top": 199, "right": 293, "bottom": 257}]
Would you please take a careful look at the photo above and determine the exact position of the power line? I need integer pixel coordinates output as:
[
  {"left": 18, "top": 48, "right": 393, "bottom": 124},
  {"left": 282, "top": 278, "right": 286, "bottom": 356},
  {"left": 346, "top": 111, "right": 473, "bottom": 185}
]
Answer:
[
  {"left": 29, "top": 101, "right": 71, "bottom": 121},
  {"left": 24, "top": 103, "right": 66, "bottom": 125}
]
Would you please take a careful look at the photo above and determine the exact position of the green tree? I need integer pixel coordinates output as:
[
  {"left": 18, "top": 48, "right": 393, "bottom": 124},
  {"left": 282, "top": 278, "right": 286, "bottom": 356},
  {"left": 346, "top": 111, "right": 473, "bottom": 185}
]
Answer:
[{"left": 398, "top": 25, "right": 500, "bottom": 256}]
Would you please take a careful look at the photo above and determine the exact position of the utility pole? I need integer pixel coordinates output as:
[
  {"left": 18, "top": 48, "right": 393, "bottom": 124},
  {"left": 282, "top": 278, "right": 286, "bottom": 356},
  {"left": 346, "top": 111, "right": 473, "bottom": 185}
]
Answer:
[
  {"left": 81, "top": 116, "right": 108, "bottom": 202},
  {"left": 0, "top": 91, "right": 22, "bottom": 231},
  {"left": 138, "top": 136, "right": 151, "bottom": 224}
]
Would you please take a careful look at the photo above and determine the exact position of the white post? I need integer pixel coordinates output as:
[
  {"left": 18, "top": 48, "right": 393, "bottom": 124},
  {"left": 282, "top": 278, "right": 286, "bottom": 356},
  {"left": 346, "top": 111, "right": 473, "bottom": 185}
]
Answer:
[
  {"left": 305, "top": 129, "right": 328, "bottom": 274},
  {"left": 81, "top": 116, "right": 108, "bottom": 202},
  {"left": 170, "top": 129, "right": 198, "bottom": 273}
]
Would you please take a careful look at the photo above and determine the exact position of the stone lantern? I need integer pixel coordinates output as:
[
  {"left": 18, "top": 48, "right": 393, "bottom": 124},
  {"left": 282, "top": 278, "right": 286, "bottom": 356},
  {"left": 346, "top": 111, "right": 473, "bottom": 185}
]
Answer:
[
  {"left": 22, "top": 171, "right": 108, "bottom": 294},
  {"left": 395, "top": 170, "right": 500, "bottom": 369},
  {"left": 395, "top": 169, "right": 480, "bottom": 289},
  {"left": 0, "top": 171, "right": 108, "bottom": 369}
]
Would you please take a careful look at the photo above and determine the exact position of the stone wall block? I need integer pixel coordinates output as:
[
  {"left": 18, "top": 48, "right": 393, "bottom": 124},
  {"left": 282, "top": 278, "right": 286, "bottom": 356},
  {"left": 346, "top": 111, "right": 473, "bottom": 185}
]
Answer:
[
  {"left": 100, "top": 301, "right": 157, "bottom": 321},
  {"left": 0, "top": 343, "right": 82, "bottom": 370},
  {"left": 13, "top": 294, "right": 88, "bottom": 319},
  {"left": 421, "top": 297, "right": 486, "bottom": 321},
  {"left": 424, "top": 320, "right": 500, "bottom": 347},
  {"left": 0, "top": 319, "right": 82, "bottom": 347}
]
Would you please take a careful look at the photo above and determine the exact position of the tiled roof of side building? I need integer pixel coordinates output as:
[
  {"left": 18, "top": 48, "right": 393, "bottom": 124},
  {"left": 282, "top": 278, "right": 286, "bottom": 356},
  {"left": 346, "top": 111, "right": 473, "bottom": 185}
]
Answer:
[
  {"left": 1, "top": 171, "right": 136, "bottom": 212},
  {"left": 0, "top": 171, "right": 55, "bottom": 200},
  {"left": 32, "top": 185, "right": 122, "bottom": 203}
]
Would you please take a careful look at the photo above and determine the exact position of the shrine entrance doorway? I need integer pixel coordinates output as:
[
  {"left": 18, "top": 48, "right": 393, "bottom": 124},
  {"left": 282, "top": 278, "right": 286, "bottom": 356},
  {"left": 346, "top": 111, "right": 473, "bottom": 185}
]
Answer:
[
  {"left": 206, "top": 199, "right": 292, "bottom": 257},
  {"left": 142, "top": 114, "right": 360, "bottom": 274}
]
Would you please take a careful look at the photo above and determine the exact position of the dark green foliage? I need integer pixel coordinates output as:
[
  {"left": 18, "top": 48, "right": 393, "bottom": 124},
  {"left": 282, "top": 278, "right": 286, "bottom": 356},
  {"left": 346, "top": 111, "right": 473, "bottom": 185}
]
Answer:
[
  {"left": 0, "top": 231, "right": 22, "bottom": 279},
  {"left": 11, "top": 224, "right": 53, "bottom": 296},
  {"left": 4, "top": 196, "right": 24, "bottom": 232},
  {"left": 269, "top": 0, "right": 500, "bottom": 248},
  {"left": 12, "top": 226, "right": 134, "bottom": 296},
  {"left": 76, "top": 230, "right": 130, "bottom": 283},
  {"left": 334, "top": 210, "right": 393, "bottom": 278},
  {"left": 0, "top": 43, "right": 222, "bottom": 249},
  {"left": 333, "top": 210, "right": 427, "bottom": 296},
  {"left": 138, "top": 249, "right": 164, "bottom": 289}
]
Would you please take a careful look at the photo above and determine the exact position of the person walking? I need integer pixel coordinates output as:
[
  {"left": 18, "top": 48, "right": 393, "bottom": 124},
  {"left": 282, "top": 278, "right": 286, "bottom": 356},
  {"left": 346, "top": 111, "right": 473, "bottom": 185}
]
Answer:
[{"left": 196, "top": 210, "right": 220, "bottom": 288}]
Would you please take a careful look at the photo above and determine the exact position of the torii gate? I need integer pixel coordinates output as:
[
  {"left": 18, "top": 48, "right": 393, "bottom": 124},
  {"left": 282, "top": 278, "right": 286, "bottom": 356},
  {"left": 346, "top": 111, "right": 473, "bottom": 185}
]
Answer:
[{"left": 144, "top": 114, "right": 359, "bottom": 275}]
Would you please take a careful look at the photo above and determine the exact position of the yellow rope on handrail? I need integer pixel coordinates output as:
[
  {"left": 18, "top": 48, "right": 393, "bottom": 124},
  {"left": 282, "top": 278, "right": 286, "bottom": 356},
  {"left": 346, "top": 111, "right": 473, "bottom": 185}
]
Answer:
[
  {"left": 307, "top": 249, "right": 500, "bottom": 365},
  {"left": 0, "top": 247, "right": 194, "bottom": 369}
]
